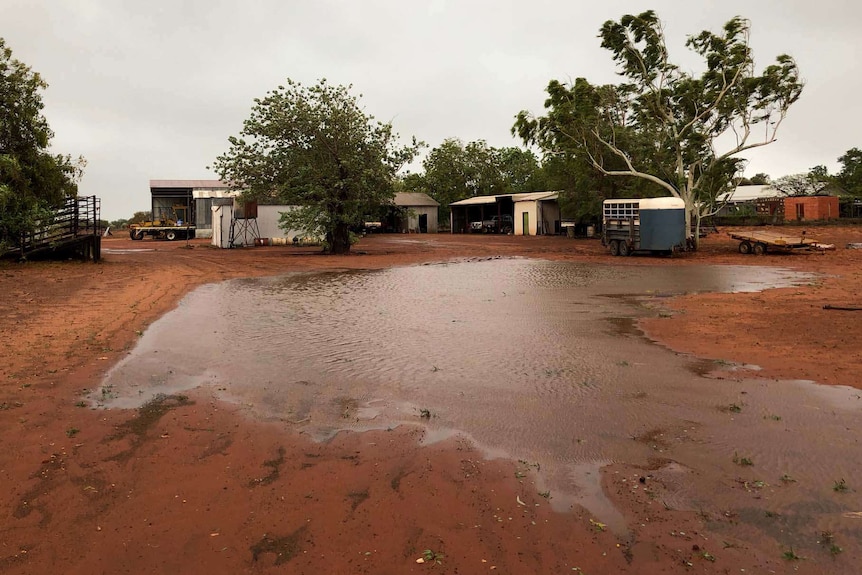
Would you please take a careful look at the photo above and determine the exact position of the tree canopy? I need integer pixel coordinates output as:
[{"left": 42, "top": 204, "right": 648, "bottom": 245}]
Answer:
[
  {"left": 211, "top": 79, "right": 421, "bottom": 254},
  {"left": 419, "top": 139, "right": 545, "bottom": 206},
  {"left": 0, "top": 38, "right": 84, "bottom": 252},
  {"left": 804, "top": 148, "right": 862, "bottom": 198},
  {"left": 737, "top": 172, "right": 771, "bottom": 186},
  {"left": 772, "top": 173, "right": 826, "bottom": 196},
  {"left": 514, "top": 11, "right": 804, "bottom": 244},
  {"left": 836, "top": 148, "right": 862, "bottom": 196}
]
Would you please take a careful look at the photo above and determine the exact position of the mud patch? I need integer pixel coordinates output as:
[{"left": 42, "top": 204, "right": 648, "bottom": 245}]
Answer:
[
  {"left": 250, "top": 526, "right": 307, "bottom": 566},
  {"left": 104, "top": 394, "right": 192, "bottom": 462},
  {"left": 249, "top": 446, "right": 286, "bottom": 487},
  {"left": 347, "top": 489, "right": 370, "bottom": 511},
  {"left": 108, "top": 393, "right": 191, "bottom": 442},
  {"left": 12, "top": 453, "right": 66, "bottom": 523},
  {"left": 607, "top": 316, "right": 643, "bottom": 337}
]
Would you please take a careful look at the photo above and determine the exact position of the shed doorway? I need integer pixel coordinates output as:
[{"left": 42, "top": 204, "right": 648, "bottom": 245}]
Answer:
[
  {"left": 522, "top": 212, "right": 530, "bottom": 236},
  {"left": 419, "top": 214, "right": 428, "bottom": 233}
]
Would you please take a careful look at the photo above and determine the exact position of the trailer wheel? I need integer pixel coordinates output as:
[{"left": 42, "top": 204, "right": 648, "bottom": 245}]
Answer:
[
  {"left": 166, "top": 230, "right": 177, "bottom": 241},
  {"left": 130, "top": 229, "right": 144, "bottom": 240},
  {"left": 609, "top": 240, "right": 620, "bottom": 256},
  {"left": 619, "top": 241, "right": 631, "bottom": 257},
  {"left": 753, "top": 242, "right": 767, "bottom": 255},
  {"left": 738, "top": 241, "right": 752, "bottom": 254}
]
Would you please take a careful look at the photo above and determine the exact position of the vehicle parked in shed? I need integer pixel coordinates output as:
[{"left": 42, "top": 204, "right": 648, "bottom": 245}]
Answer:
[
  {"left": 471, "top": 214, "right": 514, "bottom": 234},
  {"left": 602, "top": 197, "right": 687, "bottom": 256}
]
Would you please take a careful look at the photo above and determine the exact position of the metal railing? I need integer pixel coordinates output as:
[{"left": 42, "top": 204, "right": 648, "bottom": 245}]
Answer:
[{"left": 8, "top": 196, "right": 101, "bottom": 258}]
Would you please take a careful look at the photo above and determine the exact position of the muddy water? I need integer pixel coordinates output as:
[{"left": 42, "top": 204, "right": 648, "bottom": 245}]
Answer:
[{"left": 98, "top": 259, "right": 862, "bottom": 556}]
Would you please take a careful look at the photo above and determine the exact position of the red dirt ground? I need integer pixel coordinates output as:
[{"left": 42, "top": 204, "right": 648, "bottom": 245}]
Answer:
[{"left": 1, "top": 226, "right": 860, "bottom": 574}]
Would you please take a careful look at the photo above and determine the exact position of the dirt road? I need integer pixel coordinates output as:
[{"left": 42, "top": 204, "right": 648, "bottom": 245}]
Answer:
[{"left": 1, "top": 228, "right": 860, "bottom": 574}]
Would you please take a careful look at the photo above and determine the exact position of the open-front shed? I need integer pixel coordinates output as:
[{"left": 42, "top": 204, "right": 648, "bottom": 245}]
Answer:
[
  {"left": 450, "top": 192, "right": 560, "bottom": 235},
  {"left": 149, "top": 180, "right": 234, "bottom": 239}
]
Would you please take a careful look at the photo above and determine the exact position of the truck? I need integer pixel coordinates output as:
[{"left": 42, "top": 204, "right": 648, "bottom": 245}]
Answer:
[
  {"left": 129, "top": 204, "right": 195, "bottom": 241},
  {"left": 470, "top": 214, "right": 514, "bottom": 234},
  {"left": 602, "top": 197, "right": 687, "bottom": 256}
]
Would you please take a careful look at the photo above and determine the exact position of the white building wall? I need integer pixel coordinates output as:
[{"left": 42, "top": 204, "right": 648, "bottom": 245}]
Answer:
[
  {"left": 514, "top": 201, "right": 536, "bottom": 235},
  {"left": 404, "top": 206, "right": 438, "bottom": 233},
  {"left": 256, "top": 205, "right": 306, "bottom": 240},
  {"left": 211, "top": 204, "right": 309, "bottom": 248},
  {"left": 514, "top": 200, "right": 561, "bottom": 235}
]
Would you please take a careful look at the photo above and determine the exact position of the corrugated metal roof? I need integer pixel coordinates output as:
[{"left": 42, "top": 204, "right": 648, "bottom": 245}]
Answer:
[
  {"left": 450, "top": 191, "right": 561, "bottom": 206},
  {"left": 393, "top": 192, "right": 439, "bottom": 207},
  {"left": 511, "top": 191, "right": 559, "bottom": 202},
  {"left": 718, "top": 185, "right": 782, "bottom": 203},
  {"left": 150, "top": 179, "right": 231, "bottom": 189},
  {"left": 449, "top": 195, "right": 499, "bottom": 206}
]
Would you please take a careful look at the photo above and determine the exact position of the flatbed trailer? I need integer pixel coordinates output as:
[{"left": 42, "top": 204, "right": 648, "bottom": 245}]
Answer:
[
  {"left": 129, "top": 223, "right": 195, "bottom": 241},
  {"left": 729, "top": 230, "right": 818, "bottom": 255}
]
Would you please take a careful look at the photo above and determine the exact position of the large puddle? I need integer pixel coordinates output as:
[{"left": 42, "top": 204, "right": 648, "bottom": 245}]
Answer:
[{"left": 97, "top": 259, "right": 862, "bottom": 549}]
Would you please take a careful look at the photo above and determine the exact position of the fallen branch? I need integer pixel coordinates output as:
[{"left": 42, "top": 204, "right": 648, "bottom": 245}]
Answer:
[{"left": 823, "top": 304, "right": 862, "bottom": 311}]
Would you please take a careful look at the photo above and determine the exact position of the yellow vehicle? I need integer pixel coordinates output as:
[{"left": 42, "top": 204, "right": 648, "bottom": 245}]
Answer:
[{"left": 129, "top": 205, "right": 195, "bottom": 241}]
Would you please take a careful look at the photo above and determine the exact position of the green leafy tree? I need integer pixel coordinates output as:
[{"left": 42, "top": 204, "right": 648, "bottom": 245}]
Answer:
[
  {"left": 420, "top": 138, "right": 499, "bottom": 222},
  {"left": 514, "top": 79, "right": 668, "bottom": 224},
  {"left": 421, "top": 139, "right": 546, "bottom": 223},
  {"left": 749, "top": 173, "right": 772, "bottom": 185},
  {"left": 0, "top": 38, "right": 85, "bottom": 253},
  {"left": 127, "top": 211, "right": 152, "bottom": 224},
  {"left": 496, "top": 147, "right": 546, "bottom": 193},
  {"left": 212, "top": 79, "right": 421, "bottom": 254},
  {"left": 773, "top": 173, "right": 826, "bottom": 196},
  {"left": 836, "top": 148, "right": 862, "bottom": 196},
  {"left": 515, "top": 12, "right": 803, "bottom": 245}
]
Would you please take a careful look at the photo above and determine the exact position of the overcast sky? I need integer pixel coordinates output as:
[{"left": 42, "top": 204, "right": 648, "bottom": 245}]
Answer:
[{"left": 5, "top": 0, "right": 860, "bottom": 220}]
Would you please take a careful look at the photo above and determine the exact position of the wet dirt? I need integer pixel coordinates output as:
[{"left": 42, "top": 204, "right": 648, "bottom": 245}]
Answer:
[
  {"left": 94, "top": 257, "right": 862, "bottom": 559},
  {"left": 4, "top": 228, "right": 862, "bottom": 574}
]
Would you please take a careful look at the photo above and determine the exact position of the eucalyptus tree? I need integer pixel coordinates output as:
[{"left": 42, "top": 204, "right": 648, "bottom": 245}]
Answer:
[
  {"left": 515, "top": 11, "right": 804, "bottom": 245},
  {"left": 212, "top": 79, "right": 421, "bottom": 254}
]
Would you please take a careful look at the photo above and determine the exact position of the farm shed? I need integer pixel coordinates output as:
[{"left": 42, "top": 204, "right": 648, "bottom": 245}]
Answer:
[
  {"left": 512, "top": 192, "right": 560, "bottom": 236},
  {"left": 449, "top": 191, "right": 560, "bottom": 235},
  {"left": 391, "top": 192, "right": 439, "bottom": 233},
  {"left": 449, "top": 195, "right": 507, "bottom": 234},
  {"left": 784, "top": 196, "right": 840, "bottom": 221},
  {"left": 149, "top": 179, "right": 234, "bottom": 238}
]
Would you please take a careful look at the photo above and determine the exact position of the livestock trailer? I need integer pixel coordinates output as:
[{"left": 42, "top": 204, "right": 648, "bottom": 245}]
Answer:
[{"left": 602, "top": 197, "right": 687, "bottom": 256}]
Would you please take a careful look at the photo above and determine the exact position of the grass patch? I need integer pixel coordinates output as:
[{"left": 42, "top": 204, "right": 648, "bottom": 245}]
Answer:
[
  {"left": 422, "top": 549, "right": 444, "bottom": 565},
  {"left": 782, "top": 548, "right": 801, "bottom": 561},
  {"left": 733, "top": 452, "right": 754, "bottom": 466}
]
